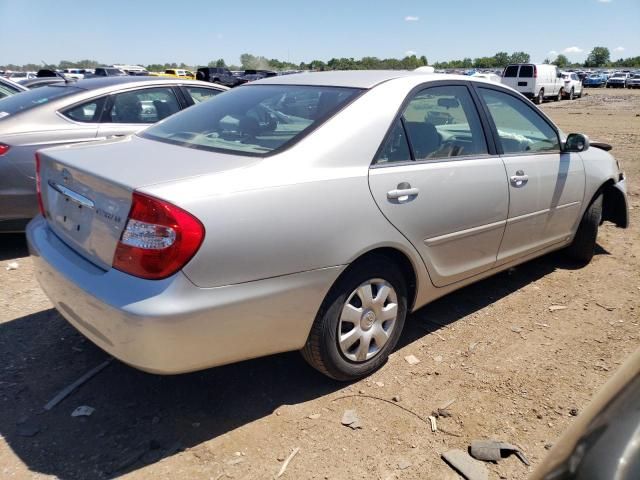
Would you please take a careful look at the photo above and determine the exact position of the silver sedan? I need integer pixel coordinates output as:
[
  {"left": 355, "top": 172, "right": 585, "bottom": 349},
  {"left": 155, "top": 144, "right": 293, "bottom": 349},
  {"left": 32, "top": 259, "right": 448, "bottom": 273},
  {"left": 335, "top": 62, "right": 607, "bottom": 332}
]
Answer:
[
  {"left": 0, "top": 77, "right": 227, "bottom": 231},
  {"left": 27, "top": 71, "right": 628, "bottom": 380}
]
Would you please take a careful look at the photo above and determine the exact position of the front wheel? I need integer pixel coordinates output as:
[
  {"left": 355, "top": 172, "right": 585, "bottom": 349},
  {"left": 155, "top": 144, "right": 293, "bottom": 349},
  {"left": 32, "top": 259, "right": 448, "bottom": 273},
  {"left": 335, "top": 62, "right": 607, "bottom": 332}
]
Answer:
[
  {"left": 301, "top": 256, "right": 408, "bottom": 381},
  {"left": 565, "top": 194, "right": 603, "bottom": 265}
]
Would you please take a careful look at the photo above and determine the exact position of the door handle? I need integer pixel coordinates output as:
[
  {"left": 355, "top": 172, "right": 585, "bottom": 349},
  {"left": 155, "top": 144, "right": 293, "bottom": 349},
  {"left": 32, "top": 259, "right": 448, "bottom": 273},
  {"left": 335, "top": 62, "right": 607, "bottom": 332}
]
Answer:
[
  {"left": 510, "top": 170, "right": 529, "bottom": 187},
  {"left": 106, "top": 134, "right": 126, "bottom": 139},
  {"left": 387, "top": 183, "right": 419, "bottom": 200}
]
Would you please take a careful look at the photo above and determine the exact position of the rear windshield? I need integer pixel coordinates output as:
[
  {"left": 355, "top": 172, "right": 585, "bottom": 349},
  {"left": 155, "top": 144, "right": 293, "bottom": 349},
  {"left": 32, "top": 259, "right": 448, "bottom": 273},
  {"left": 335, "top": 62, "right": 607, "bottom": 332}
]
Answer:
[
  {"left": 519, "top": 65, "right": 534, "bottom": 78},
  {"left": 141, "top": 84, "right": 363, "bottom": 156},
  {"left": 503, "top": 66, "right": 519, "bottom": 77},
  {"left": 0, "top": 85, "right": 80, "bottom": 118}
]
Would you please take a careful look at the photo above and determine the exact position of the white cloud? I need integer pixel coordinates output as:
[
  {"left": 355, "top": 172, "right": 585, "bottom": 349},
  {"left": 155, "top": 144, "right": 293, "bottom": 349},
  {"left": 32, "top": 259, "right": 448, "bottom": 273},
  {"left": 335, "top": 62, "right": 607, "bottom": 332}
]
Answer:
[
  {"left": 548, "top": 50, "right": 558, "bottom": 57},
  {"left": 614, "top": 46, "right": 625, "bottom": 52},
  {"left": 563, "top": 46, "right": 584, "bottom": 54},
  {"left": 405, "top": 50, "right": 417, "bottom": 56},
  {"left": 404, "top": 15, "right": 419, "bottom": 21}
]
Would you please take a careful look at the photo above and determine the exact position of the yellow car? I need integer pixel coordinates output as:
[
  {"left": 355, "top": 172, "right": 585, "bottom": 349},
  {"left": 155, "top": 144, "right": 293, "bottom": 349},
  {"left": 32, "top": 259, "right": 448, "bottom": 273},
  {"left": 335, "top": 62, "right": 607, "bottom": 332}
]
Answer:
[{"left": 150, "top": 69, "right": 195, "bottom": 79}]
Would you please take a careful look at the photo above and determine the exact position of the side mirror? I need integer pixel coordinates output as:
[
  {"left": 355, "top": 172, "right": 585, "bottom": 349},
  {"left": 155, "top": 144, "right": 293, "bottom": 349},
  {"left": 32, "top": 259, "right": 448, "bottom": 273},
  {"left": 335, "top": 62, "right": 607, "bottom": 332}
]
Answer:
[{"left": 564, "top": 133, "right": 590, "bottom": 152}]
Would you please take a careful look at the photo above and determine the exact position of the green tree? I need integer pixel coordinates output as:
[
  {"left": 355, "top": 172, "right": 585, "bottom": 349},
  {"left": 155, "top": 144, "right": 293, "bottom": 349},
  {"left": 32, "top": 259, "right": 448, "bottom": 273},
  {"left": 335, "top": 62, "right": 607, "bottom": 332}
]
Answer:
[
  {"left": 509, "top": 51, "right": 530, "bottom": 64},
  {"left": 419, "top": 55, "right": 428, "bottom": 66},
  {"left": 585, "top": 47, "right": 610, "bottom": 67},
  {"left": 493, "top": 51, "right": 510, "bottom": 67},
  {"left": 554, "top": 54, "right": 569, "bottom": 68}
]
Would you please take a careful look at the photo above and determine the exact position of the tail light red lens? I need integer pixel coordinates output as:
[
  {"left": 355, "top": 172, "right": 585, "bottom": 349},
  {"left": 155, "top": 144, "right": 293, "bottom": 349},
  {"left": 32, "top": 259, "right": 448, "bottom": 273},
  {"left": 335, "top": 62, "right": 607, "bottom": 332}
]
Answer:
[
  {"left": 35, "top": 153, "right": 45, "bottom": 216},
  {"left": 113, "top": 192, "right": 205, "bottom": 280},
  {"left": 533, "top": 66, "right": 537, "bottom": 78},
  {"left": 0, "top": 143, "right": 10, "bottom": 156}
]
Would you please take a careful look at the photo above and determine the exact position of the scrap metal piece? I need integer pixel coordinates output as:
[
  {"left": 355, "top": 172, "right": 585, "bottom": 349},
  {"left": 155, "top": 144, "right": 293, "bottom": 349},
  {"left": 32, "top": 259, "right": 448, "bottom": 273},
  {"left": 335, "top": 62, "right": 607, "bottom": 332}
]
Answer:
[
  {"left": 470, "top": 439, "right": 530, "bottom": 466},
  {"left": 442, "top": 449, "right": 488, "bottom": 480}
]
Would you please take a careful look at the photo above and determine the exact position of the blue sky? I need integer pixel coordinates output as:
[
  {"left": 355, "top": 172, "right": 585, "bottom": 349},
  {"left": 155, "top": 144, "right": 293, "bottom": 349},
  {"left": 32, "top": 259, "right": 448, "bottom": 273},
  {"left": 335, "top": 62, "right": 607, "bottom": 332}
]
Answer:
[{"left": 1, "top": 0, "right": 638, "bottom": 66}]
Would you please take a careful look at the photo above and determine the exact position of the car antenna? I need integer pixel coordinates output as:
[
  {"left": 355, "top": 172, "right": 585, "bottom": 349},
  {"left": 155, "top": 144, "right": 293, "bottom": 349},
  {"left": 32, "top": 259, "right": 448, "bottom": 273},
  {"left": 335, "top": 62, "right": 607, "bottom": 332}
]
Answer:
[{"left": 42, "top": 59, "right": 71, "bottom": 83}]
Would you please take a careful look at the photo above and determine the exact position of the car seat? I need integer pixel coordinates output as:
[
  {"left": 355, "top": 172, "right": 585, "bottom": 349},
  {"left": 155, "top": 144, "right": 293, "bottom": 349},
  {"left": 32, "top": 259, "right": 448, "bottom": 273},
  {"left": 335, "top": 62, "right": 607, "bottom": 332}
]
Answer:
[
  {"left": 403, "top": 121, "right": 441, "bottom": 159},
  {"left": 113, "top": 94, "right": 142, "bottom": 123}
]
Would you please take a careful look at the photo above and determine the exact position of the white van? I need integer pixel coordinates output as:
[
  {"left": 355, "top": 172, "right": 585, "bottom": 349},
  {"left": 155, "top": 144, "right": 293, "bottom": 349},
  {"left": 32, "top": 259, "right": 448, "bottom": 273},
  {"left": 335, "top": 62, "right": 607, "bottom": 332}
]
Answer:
[{"left": 501, "top": 64, "right": 564, "bottom": 104}]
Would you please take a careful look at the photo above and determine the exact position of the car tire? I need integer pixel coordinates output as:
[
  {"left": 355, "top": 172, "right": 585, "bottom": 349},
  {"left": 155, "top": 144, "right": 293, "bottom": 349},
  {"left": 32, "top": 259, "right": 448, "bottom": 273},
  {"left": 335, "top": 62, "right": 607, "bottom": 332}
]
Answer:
[
  {"left": 577, "top": 87, "right": 583, "bottom": 98},
  {"left": 565, "top": 194, "right": 603, "bottom": 265},
  {"left": 556, "top": 89, "right": 563, "bottom": 101},
  {"left": 534, "top": 89, "right": 544, "bottom": 105},
  {"left": 568, "top": 88, "right": 575, "bottom": 100},
  {"left": 301, "top": 256, "right": 408, "bottom": 381}
]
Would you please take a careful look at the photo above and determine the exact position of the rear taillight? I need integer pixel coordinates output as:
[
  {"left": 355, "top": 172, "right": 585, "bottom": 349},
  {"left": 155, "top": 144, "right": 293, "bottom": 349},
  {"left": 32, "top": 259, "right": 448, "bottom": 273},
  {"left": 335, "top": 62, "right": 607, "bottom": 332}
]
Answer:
[
  {"left": 35, "top": 153, "right": 45, "bottom": 216},
  {"left": 0, "top": 143, "right": 10, "bottom": 156},
  {"left": 533, "top": 66, "right": 537, "bottom": 78},
  {"left": 113, "top": 192, "right": 205, "bottom": 280}
]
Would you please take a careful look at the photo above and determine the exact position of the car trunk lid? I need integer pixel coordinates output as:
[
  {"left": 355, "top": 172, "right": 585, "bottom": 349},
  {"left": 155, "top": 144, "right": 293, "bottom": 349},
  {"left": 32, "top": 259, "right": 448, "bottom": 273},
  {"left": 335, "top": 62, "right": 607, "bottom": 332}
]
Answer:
[{"left": 38, "top": 135, "right": 260, "bottom": 270}]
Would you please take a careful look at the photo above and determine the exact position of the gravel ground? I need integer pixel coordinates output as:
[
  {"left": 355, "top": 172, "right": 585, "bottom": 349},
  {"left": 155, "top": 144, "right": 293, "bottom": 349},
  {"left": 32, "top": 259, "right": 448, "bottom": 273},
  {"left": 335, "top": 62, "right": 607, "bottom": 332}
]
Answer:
[{"left": 0, "top": 87, "right": 638, "bottom": 480}]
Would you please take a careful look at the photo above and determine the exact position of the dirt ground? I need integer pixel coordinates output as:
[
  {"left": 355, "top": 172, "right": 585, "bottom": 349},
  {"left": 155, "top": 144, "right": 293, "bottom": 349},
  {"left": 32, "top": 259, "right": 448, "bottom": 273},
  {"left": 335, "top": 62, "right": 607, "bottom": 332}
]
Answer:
[{"left": 0, "top": 87, "right": 638, "bottom": 480}]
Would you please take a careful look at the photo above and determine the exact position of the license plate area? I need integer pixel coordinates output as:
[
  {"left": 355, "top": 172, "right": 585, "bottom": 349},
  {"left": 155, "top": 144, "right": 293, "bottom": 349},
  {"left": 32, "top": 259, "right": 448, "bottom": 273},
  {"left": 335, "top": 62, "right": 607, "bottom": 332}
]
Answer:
[
  {"left": 518, "top": 81, "right": 527, "bottom": 87},
  {"left": 48, "top": 183, "right": 94, "bottom": 239}
]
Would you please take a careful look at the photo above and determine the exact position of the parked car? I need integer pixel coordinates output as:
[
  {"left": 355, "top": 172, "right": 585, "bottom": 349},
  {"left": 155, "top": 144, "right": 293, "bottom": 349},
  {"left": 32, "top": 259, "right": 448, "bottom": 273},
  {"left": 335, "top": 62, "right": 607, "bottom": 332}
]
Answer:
[
  {"left": 531, "top": 347, "right": 640, "bottom": 480},
  {"left": 91, "top": 67, "right": 128, "bottom": 77},
  {"left": 606, "top": 72, "right": 629, "bottom": 88},
  {"left": 501, "top": 63, "right": 564, "bottom": 104},
  {"left": 560, "top": 72, "right": 584, "bottom": 100},
  {"left": 627, "top": 73, "right": 640, "bottom": 89},
  {"left": 583, "top": 73, "right": 607, "bottom": 88},
  {"left": 5, "top": 71, "right": 37, "bottom": 82},
  {"left": 0, "top": 77, "right": 227, "bottom": 231},
  {"left": 63, "top": 69, "right": 86, "bottom": 80},
  {"left": 27, "top": 71, "right": 628, "bottom": 380},
  {"left": 0, "top": 77, "right": 28, "bottom": 99},
  {"left": 161, "top": 69, "right": 195, "bottom": 79},
  {"left": 236, "top": 69, "right": 278, "bottom": 84},
  {"left": 196, "top": 67, "right": 244, "bottom": 87}
]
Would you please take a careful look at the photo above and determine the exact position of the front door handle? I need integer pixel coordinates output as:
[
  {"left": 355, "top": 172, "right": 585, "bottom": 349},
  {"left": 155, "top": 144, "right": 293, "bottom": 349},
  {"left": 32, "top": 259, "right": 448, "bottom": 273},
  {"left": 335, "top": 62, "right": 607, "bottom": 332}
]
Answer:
[
  {"left": 510, "top": 170, "right": 529, "bottom": 187},
  {"left": 387, "top": 182, "right": 419, "bottom": 200}
]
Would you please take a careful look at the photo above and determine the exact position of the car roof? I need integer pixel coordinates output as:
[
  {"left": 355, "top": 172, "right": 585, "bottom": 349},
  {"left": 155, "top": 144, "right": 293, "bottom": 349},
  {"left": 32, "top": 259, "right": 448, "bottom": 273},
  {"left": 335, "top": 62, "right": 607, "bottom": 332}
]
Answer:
[
  {"left": 254, "top": 70, "right": 418, "bottom": 89},
  {"left": 58, "top": 76, "right": 222, "bottom": 91}
]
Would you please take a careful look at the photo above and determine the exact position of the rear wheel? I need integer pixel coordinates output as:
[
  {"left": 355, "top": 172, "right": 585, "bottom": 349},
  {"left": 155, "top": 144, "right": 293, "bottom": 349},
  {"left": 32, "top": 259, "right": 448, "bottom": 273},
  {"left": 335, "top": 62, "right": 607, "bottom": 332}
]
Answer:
[
  {"left": 577, "top": 86, "right": 583, "bottom": 98},
  {"left": 534, "top": 89, "right": 544, "bottom": 105},
  {"left": 555, "top": 88, "right": 563, "bottom": 101},
  {"left": 568, "top": 88, "right": 575, "bottom": 100},
  {"left": 565, "top": 194, "right": 603, "bottom": 265},
  {"left": 301, "top": 256, "right": 408, "bottom": 381}
]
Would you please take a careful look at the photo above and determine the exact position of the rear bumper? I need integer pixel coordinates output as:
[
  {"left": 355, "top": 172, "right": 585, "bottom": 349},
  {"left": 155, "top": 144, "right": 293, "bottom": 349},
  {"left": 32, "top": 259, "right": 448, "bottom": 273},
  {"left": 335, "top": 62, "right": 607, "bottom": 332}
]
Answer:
[{"left": 27, "top": 216, "right": 343, "bottom": 374}]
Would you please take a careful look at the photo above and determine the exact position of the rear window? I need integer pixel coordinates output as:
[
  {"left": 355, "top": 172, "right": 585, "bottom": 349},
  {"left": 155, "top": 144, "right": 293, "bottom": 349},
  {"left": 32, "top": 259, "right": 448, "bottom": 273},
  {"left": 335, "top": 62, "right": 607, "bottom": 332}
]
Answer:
[
  {"left": 141, "top": 84, "right": 362, "bottom": 156},
  {"left": 504, "top": 66, "right": 519, "bottom": 77},
  {"left": 0, "top": 85, "right": 80, "bottom": 117},
  {"left": 519, "top": 65, "right": 534, "bottom": 78}
]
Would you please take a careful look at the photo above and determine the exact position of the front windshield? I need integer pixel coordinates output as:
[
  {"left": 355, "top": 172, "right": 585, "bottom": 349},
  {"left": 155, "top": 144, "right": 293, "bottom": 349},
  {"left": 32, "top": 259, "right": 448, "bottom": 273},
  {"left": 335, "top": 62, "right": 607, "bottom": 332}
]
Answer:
[
  {"left": 141, "top": 84, "right": 362, "bottom": 156},
  {"left": 0, "top": 85, "right": 80, "bottom": 118}
]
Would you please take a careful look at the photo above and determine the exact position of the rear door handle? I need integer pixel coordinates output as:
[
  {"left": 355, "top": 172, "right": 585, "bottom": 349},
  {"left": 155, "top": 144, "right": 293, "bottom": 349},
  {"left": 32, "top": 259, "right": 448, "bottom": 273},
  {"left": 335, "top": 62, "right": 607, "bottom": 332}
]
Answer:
[
  {"left": 510, "top": 170, "right": 529, "bottom": 187},
  {"left": 387, "top": 183, "right": 419, "bottom": 200}
]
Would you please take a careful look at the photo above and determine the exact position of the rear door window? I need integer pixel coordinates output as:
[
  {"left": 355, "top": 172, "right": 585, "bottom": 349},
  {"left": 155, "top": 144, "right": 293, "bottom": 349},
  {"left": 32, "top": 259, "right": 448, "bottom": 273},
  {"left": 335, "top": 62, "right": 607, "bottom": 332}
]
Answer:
[
  {"left": 519, "top": 65, "right": 534, "bottom": 78},
  {"left": 503, "top": 66, "right": 519, "bottom": 77},
  {"left": 399, "top": 85, "right": 488, "bottom": 161},
  {"left": 107, "top": 87, "right": 181, "bottom": 124},
  {"left": 62, "top": 97, "right": 106, "bottom": 123}
]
